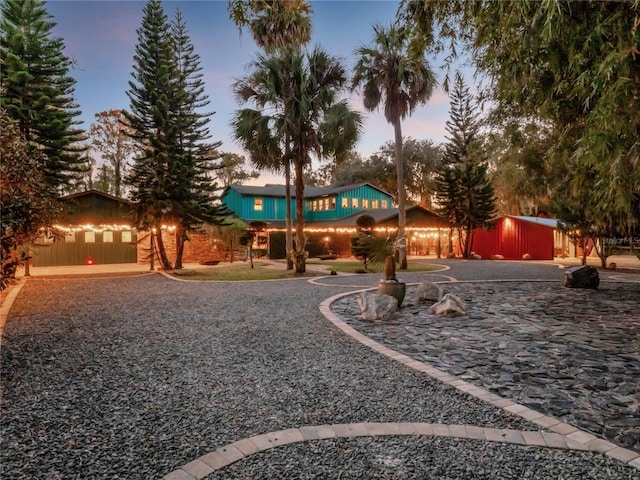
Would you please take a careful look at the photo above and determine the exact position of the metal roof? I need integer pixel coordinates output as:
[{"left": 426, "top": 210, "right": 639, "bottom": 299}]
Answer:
[
  {"left": 510, "top": 216, "right": 559, "bottom": 229},
  {"left": 225, "top": 182, "right": 392, "bottom": 199}
]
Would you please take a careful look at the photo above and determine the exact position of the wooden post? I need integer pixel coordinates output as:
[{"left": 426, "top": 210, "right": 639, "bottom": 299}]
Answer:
[{"left": 24, "top": 249, "right": 31, "bottom": 276}]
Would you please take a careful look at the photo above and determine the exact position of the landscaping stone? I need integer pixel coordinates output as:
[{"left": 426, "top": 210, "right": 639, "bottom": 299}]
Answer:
[
  {"left": 415, "top": 282, "right": 442, "bottom": 303},
  {"left": 428, "top": 293, "right": 466, "bottom": 316},
  {"left": 358, "top": 292, "right": 398, "bottom": 320},
  {"left": 562, "top": 265, "right": 600, "bottom": 289}
]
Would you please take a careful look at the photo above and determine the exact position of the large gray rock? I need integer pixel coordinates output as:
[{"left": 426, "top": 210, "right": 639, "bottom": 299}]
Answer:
[
  {"left": 358, "top": 292, "right": 398, "bottom": 321},
  {"left": 428, "top": 293, "right": 466, "bottom": 316},
  {"left": 415, "top": 282, "right": 442, "bottom": 303},
  {"left": 562, "top": 265, "right": 599, "bottom": 289}
]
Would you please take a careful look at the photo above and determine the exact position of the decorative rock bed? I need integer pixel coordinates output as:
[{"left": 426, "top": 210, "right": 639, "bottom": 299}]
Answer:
[{"left": 331, "top": 280, "right": 640, "bottom": 453}]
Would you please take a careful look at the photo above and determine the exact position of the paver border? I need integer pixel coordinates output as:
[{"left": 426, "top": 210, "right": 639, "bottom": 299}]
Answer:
[
  {"left": 162, "top": 421, "right": 638, "bottom": 479},
  {"left": 0, "top": 277, "right": 27, "bottom": 340}
]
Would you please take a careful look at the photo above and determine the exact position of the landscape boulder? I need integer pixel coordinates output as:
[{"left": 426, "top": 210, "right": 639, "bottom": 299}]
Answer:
[
  {"left": 562, "top": 265, "right": 600, "bottom": 289},
  {"left": 428, "top": 293, "right": 466, "bottom": 316},
  {"left": 358, "top": 292, "right": 398, "bottom": 321},
  {"left": 415, "top": 282, "right": 442, "bottom": 303}
]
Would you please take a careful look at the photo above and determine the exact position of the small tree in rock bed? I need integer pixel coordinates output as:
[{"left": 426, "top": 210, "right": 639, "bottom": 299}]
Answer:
[{"left": 434, "top": 73, "right": 496, "bottom": 258}]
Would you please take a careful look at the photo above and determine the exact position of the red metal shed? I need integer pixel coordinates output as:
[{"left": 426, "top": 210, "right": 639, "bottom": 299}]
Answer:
[{"left": 472, "top": 216, "right": 557, "bottom": 260}]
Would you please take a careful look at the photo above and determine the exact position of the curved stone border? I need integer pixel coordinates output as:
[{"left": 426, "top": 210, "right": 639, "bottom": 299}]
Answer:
[
  {"left": 162, "top": 420, "right": 639, "bottom": 480},
  {"left": 0, "top": 277, "right": 27, "bottom": 340},
  {"left": 307, "top": 264, "right": 454, "bottom": 287},
  {"left": 157, "top": 270, "right": 323, "bottom": 283},
  {"left": 318, "top": 289, "right": 640, "bottom": 471}
]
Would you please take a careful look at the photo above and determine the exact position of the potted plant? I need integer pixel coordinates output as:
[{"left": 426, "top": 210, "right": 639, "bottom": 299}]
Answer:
[
  {"left": 353, "top": 230, "right": 406, "bottom": 306},
  {"left": 377, "top": 248, "right": 406, "bottom": 307}
]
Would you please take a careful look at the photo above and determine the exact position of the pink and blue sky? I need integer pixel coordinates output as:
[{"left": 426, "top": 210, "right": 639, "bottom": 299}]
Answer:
[{"left": 47, "top": 0, "right": 453, "bottom": 183}]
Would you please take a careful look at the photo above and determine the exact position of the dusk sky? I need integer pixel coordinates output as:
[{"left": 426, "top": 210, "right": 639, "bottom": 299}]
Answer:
[{"left": 46, "top": 0, "right": 453, "bottom": 183}]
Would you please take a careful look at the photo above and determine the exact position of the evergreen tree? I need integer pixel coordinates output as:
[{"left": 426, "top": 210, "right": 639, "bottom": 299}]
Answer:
[
  {"left": 125, "top": 0, "right": 176, "bottom": 269},
  {"left": 169, "top": 8, "right": 226, "bottom": 269},
  {"left": 0, "top": 0, "right": 86, "bottom": 192},
  {"left": 125, "top": 1, "right": 226, "bottom": 270},
  {"left": 434, "top": 73, "right": 496, "bottom": 257}
]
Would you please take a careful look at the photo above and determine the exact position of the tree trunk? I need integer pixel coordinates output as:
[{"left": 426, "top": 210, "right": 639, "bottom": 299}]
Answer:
[
  {"left": 465, "top": 222, "right": 475, "bottom": 258},
  {"left": 285, "top": 161, "right": 294, "bottom": 270},
  {"left": 394, "top": 119, "right": 407, "bottom": 269},
  {"left": 154, "top": 226, "right": 174, "bottom": 270},
  {"left": 294, "top": 157, "right": 306, "bottom": 274},
  {"left": 174, "top": 226, "right": 186, "bottom": 269}
]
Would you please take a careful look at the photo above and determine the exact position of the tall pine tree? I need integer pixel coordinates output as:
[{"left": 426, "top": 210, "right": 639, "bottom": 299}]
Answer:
[
  {"left": 434, "top": 73, "right": 496, "bottom": 257},
  {"left": 0, "top": 0, "right": 86, "bottom": 192},
  {"left": 125, "top": 0, "right": 225, "bottom": 269},
  {"left": 169, "top": 8, "right": 226, "bottom": 269}
]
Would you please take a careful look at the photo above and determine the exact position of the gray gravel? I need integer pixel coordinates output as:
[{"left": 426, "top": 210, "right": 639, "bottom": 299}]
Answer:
[
  {"left": 213, "top": 436, "right": 639, "bottom": 479},
  {"left": 1, "top": 262, "right": 637, "bottom": 479}
]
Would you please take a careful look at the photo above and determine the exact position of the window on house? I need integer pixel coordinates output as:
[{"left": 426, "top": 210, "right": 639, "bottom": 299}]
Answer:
[
  {"left": 341, "top": 197, "right": 349, "bottom": 208},
  {"left": 372, "top": 199, "right": 379, "bottom": 209},
  {"left": 352, "top": 198, "right": 359, "bottom": 208},
  {"left": 330, "top": 197, "right": 336, "bottom": 209},
  {"left": 85, "top": 231, "right": 96, "bottom": 243},
  {"left": 254, "top": 198, "right": 263, "bottom": 211},
  {"left": 103, "top": 231, "right": 114, "bottom": 243},
  {"left": 381, "top": 200, "right": 388, "bottom": 209},
  {"left": 122, "top": 231, "right": 132, "bottom": 243},
  {"left": 64, "top": 232, "right": 76, "bottom": 243},
  {"left": 323, "top": 198, "right": 329, "bottom": 210},
  {"left": 362, "top": 199, "right": 369, "bottom": 209}
]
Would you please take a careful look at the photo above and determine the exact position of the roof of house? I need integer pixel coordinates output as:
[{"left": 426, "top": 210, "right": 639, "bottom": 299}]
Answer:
[
  {"left": 61, "top": 189, "right": 132, "bottom": 205},
  {"left": 510, "top": 215, "right": 558, "bottom": 229},
  {"left": 223, "top": 182, "right": 393, "bottom": 199}
]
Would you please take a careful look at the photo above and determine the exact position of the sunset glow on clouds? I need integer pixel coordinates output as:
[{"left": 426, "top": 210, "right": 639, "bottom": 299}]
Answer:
[{"left": 47, "top": 0, "right": 463, "bottom": 184}]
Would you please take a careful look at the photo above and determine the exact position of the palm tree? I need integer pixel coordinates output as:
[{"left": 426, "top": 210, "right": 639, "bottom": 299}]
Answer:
[
  {"left": 228, "top": 0, "right": 312, "bottom": 270},
  {"left": 352, "top": 23, "right": 437, "bottom": 269},
  {"left": 233, "top": 47, "right": 361, "bottom": 273}
]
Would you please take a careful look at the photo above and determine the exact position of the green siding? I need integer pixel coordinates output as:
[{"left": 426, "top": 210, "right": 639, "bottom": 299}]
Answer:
[
  {"left": 31, "top": 230, "right": 138, "bottom": 266},
  {"left": 224, "top": 184, "right": 393, "bottom": 222},
  {"left": 307, "top": 185, "right": 393, "bottom": 221}
]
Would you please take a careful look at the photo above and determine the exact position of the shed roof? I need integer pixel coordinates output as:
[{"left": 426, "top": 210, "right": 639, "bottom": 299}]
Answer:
[{"left": 510, "top": 216, "right": 558, "bottom": 229}]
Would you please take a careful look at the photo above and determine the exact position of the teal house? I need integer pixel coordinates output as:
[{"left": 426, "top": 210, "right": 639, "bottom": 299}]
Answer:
[
  {"left": 221, "top": 183, "right": 449, "bottom": 259},
  {"left": 222, "top": 183, "right": 393, "bottom": 223}
]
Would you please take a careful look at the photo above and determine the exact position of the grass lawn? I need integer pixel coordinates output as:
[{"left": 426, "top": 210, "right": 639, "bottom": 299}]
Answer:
[
  {"left": 169, "top": 259, "right": 443, "bottom": 280},
  {"left": 169, "top": 261, "right": 323, "bottom": 281},
  {"left": 306, "top": 260, "right": 442, "bottom": 274}
]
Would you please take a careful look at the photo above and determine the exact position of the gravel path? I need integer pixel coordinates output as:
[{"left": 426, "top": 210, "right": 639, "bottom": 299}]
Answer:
[{"left": 1, "top": 261, "right": 638, "bottom": 479}]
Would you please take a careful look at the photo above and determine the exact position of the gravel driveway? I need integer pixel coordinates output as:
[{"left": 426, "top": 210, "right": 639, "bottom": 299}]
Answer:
[{"left": 1, "top": 261, "right": 638, "bottom": 479}]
